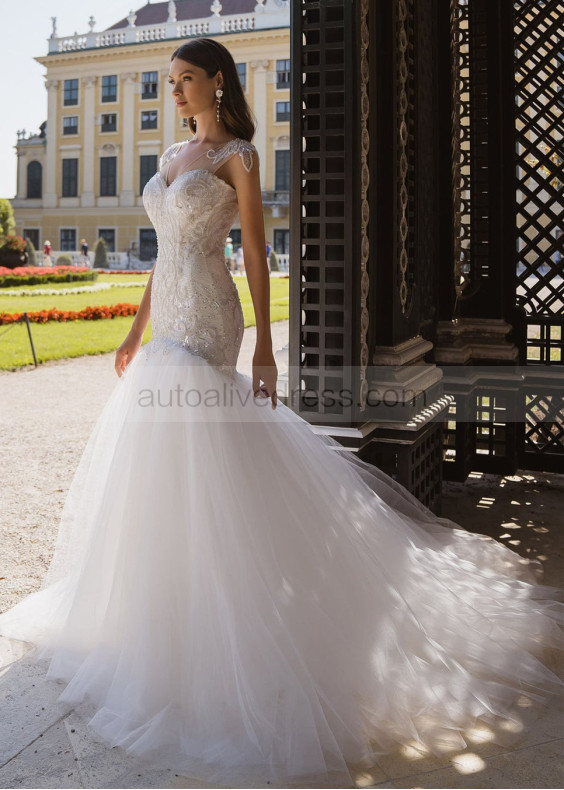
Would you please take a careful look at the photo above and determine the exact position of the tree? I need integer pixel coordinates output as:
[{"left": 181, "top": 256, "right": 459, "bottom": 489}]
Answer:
[
  {"left": 94, "top": 237, "right": 109, "bottom": 268},
  {"left": 0, "top": 199, "right": 15, "bottom": 236}
]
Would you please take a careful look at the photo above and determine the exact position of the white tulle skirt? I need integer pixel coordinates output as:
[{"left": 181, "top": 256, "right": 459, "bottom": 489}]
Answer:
[{"left": 0, "top": 337, "right": 562, "bottom": 787}]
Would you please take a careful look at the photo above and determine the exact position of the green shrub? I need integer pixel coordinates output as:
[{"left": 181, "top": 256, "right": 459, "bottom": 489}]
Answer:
[
  {"left": 0, "top": 270, "right": 99, "bottom": 288},
  {"left": 269, "top": 250, "right": 279, "bottom": 272},
  {"left": 94, "top": 237, "right": 109, "bottom": 268},
  {"left": 24, "top": 237, "right": 37, "bottom": 266},
  {"left": 56, "top": 254, "right": 73, "bottom": 266},
  {"left": 0, "top": 199, "right": 15, "bottom": 236}
]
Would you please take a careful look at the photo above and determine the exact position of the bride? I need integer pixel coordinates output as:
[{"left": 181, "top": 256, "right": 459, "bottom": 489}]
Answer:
[{"left": 0, "top": 37, "right": 562, "bottom": 788}]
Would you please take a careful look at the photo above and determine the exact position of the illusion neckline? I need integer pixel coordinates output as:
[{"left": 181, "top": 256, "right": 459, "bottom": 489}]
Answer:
[{"left": 162, "top": 137, "right": 240, "bottom": 191}]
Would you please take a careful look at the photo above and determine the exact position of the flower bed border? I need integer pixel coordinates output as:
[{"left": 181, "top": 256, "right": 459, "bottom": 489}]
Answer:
[
  {"left": 0, "top": 303, "right": 139, "bottom": 325},
  {"left": 0, "top": 265, "right": 98, "bottom": 289}
]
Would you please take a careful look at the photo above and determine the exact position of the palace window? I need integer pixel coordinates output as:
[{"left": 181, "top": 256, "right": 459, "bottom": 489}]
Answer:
[
  {"left": 100, "top": 156, "right": 117, "bottom": 196},
  {"left": 101, "top": 113, "right": 117, "bottom": 132},
  {"left": 276, "top": 60, "right": 290, "bottom": 90},
  {"left": 274, "top": 229, "right": 290, "bottom": 255},
  {"left": 140, "top": 155, "right": 158, "bottom": 194},
  {"left": 98, "top": 229, "right": 116, "bottom": 252},
  {"left": 275, "top": 150, "right": 290, "bottom": 191},
  {"left": 101, "top": 75, "right": 117, "bottom": 103},
  {"left": 62, "top": 159, "right": 78, "bottom": 197},
  {"left": 236, "top": 63, "right": 247, "bottom": 90},
  {"left": 60, "top": 229, "right": 76, "bottom": 251},
  {"left": 63, "top": 79, "right": 79, "bottom": 106},
  {"left": 141, "top": 110, "right": 158, "bottom": 130},
  {"left": 276, "top": 101, "right": 290, "bottom": 122},
  {"left": 141, "top": 71, "right": 158, "bottom": 100},
  {"left": 63, "top": 116, "right": 78, "bottom": 135},
  {"left": 26, "top": 161, "right": 42, "bottom": 198}
]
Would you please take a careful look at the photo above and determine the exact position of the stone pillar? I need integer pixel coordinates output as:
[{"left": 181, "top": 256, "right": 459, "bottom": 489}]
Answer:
[
  {"left": 16, "top": 151, "right": 26, "bottom": 199},
  {"left": 161, "top": 67, "right": 176, "bottom": 149},
  {"left": 120, "top": 72, "right": 137, "bottom": 206},
  {"left": 44, "top": 79, "right": 59, "bottom": 208},
  {"left": 250, "top": 60, "right": 269, "bottom": 180},
  {"left": 81, "top": 76, "right": 97, "bottom": 207}
]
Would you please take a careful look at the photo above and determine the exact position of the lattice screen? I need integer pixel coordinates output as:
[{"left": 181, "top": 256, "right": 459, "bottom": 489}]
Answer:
[
  {"left": 514, "top": 0, "right": 564, "bottom": 469},
  {"left": 289, "top": 0, "right": 358, "bottom": 421},
  {"left": 514, "top": 0, "right": 563, "bottom": 330}
]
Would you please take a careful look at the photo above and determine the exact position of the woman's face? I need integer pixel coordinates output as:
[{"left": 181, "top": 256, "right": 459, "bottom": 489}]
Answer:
[{"left": 168, "top": 57, "right": 222, "bottom": 119}]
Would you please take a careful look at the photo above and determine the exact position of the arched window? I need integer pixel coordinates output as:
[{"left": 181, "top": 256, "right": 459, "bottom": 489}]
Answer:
[{"left": 27, "top": 161, "right": 42, "bottom": 199}]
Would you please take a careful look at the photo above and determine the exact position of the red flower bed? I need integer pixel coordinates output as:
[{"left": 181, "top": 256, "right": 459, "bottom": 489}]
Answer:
[
  {"left": 0, "top": 265, "right": 91, "bottom": 276},
  {"left": 0, "top": 302, "right": 139, "bottom": 325}
]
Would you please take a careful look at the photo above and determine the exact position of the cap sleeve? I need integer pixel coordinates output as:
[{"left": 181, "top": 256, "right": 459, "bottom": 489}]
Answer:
[
  {"left": 206, "top": 139, "right": 258, "bottom": 174},
  {"left": 159, "top": 142, "right": 183, "bottom": 172}
]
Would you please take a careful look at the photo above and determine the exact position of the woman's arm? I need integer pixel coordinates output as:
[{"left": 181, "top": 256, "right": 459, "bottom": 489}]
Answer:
[
  {"left": 114, "top": 267, "right": 155, "bottom": 377},
  {"left": 229, "top": 149, "right": 277, "bottom": 407},
  {"left": 130, "top": 267, "right": 154, "bottom": 339}
]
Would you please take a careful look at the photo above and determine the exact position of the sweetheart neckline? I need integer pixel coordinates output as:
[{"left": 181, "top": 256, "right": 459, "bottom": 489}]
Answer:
[{"left": 156, "top": 168, "right": 236, "bottom": 194}]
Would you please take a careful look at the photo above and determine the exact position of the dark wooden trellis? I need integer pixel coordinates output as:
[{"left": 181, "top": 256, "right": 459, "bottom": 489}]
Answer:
[{"left": 287, "top": 0, "right": 563, "bottom": 511}]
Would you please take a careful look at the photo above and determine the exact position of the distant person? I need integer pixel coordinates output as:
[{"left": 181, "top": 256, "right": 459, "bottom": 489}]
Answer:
[
  {"left": 265, "top": 239, "right": 272, "bottom": 273},
  {"left": 42, "top": 240, "right": 52, "bottom": 266},
  {"left": 224, "top": 237, "right": 234, "bottom": 272},
  {"left": 80, "top": 238, "right": 89, "bottom": 265},
  {"left": 235, "top": 245, "right": 245, "bottom": 275}
]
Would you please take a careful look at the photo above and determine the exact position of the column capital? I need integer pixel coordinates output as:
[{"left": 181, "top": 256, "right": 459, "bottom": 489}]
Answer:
[
  {"left": 250, "top": 59, "right": 270, "bottom": 71},
  {"left": 81, "top": 75, "right": 97, "bottom": 87},
  {"left": 121, "top": 72, "right": 137, "bottom": 83},
  {"left": 45, "top": 79, "right": 59, "bottom": 91}
]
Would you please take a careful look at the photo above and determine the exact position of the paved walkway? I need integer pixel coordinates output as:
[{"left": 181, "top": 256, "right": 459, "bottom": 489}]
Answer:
[{"left": 0, "top": 321, "right": 562, "bottom": 788}]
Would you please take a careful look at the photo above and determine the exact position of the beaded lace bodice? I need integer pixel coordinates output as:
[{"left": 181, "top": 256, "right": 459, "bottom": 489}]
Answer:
[{"left": 142, "top": 137, "right": 257, "bottom": 374}]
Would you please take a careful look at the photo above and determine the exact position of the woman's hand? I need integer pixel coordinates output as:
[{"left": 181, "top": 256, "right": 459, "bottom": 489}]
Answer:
[
  {"left": 115, "top": 331, "right": 143, "bottom": 377},
  {"left": 252, "top": 346, "right": 278, "bottom": 409}
]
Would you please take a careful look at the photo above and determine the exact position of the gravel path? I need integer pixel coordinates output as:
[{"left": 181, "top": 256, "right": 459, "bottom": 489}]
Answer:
[{"left": 0, "top": 321, "right": 289, "bottom": 612}]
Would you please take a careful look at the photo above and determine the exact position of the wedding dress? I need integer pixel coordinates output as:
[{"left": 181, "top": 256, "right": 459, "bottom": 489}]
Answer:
[{"left": 0, "top": 137, "right": 562, "bottom": 787}]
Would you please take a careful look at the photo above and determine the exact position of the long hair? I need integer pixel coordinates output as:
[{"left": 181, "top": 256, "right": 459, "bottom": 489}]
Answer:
[{"left": 170, "top": 38, "right": 256, "bottom": 142}]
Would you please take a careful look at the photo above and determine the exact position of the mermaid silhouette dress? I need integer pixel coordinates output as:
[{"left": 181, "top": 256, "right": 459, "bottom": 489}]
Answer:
[{"left": 0, "top": 137, "right": 562, "bottom": 787}]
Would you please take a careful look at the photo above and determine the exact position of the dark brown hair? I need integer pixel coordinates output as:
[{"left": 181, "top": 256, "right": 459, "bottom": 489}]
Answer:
[{"left": 170, "top": 38, "right": 256, "bottom": 142}]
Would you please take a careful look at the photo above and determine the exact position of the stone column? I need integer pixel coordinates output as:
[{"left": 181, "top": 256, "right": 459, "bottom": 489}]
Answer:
[
  {"left": 81, "top": 75, "right": 97, "bottom": 207},
  {"left": 250, "top": 60, "right": 269, "bottom": 181},
  {"left": 160, "top": 67, "right": 176, "bottom": 149},
  {"left": 44, "top": 79, "right": 59, "bottom": 208},
  {"left": 120, "top": 72, "right": 137, "bottom": 206},
  {"left": 16, "top": 150, "right": 26, "bottom": 199}
]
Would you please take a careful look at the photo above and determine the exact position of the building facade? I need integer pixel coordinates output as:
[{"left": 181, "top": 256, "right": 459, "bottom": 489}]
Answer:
[{"left": 12, "top": 0, "right": 291, "bottom": 264}]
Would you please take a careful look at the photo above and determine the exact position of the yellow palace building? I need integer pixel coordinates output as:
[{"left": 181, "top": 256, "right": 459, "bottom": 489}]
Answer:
[{"left": 12, "top": 0, "right": 291, "bottom": 266}]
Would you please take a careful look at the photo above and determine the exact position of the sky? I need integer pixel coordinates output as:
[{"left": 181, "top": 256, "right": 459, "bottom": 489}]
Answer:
[{"left": 0, "top": 0, "right": 142, "bottom": 199}]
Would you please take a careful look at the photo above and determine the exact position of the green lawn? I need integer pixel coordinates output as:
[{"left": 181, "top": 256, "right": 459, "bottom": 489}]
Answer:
[{"left": 0, "top": 275, "right": 289, "bottom": 370}]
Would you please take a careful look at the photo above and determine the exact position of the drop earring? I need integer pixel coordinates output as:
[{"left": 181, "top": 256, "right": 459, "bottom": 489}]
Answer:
[{"left": 216, "top": 88, "right": 223, "bottom": 123}]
